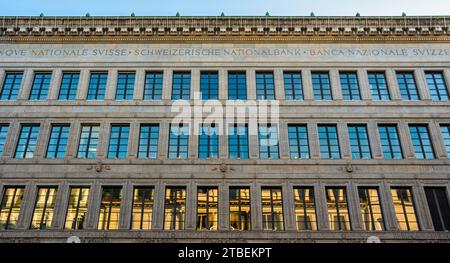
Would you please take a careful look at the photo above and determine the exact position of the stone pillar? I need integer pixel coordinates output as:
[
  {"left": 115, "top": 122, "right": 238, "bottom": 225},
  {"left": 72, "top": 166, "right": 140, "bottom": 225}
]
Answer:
[
  {"left": 274, "top": 68, "right": 285, "bottom": 100},
  {"left": 17, "top": 181, "right": 36, "bottom": 230},
  {"left": 158, "top": 121, "right": 169, "bottom": 160},
  {"left": 279, "top": 122, "right": 289, "bottom": 159},
  {"left": 48, "top": 69, "right": 62, "bottom": 100},
  {"left": 379, "top": 181, "right": 397, "bottom": 231},
  {"left": 185, "top": 182, "right": 196, "bottom": 230},
  {"left": 128, "top": 121, "right": 139, "bottom": 158},
  {"left": 385, "top": 69, "right": 401, "bottom": 100},
  {"left": 358, "top": 69, "right": 371, "bottom": 100},
  {"left": 18, "top": 68, "right": 34, "bottom": 100},
  {"left": 308, "top": 123, "right": 320, "bottom": 159},
  {"left": 85, "top": 183, "right": 102, "bottom": 230},
  {"left": 120, "top": 182, "right": 133, "bottom": 229},
  {"left": 302, "top": 70, "right": 314, "bottom": 101},
  {"left": 282, "top": 182, "right": 296, "bottom": 231},
  {"left": 247, "top": 69, "right": 256, "bottom": 100},
  {"left": 191, "top": 69, "right": 200, "bottom": 100},
  {"left": 162, "top": 69, "right": 172, "bottom": 101},
  {"left": 218, "top": 69, "right": 228, "bottom": 100},
  {"left": 398, "top": 121, "right": 415, "bottom": 159},
  {"left": 76, "top": 69, "right": 90, "bottom": 100},
  {"left": 189, "top": 124, "right": 198, "bottom": 159},
  {"left": 0, "top": 69, "right": 5, "bottom": 93},
  {"left": 315, "top": 183, "right": 329, "bottom": 230},
  {"left": 413, "top": 184, "right": 434, "bottom": 231},
  {"left": 337, "top": 122, "right": 351, "bottom": 159},
  {"left": 329, "top": 69, "right": 342, "bottom": 100},
  {"left": 52, "top": 183, "right": 69, "bottom": 229},
  {"left": 219, "top": 123, "right": 228, "bottom": 159},
  {"left": 1, "top": 120, "right": 20, "bottom": 159},
  {"left": 105, "top": 69, "right": 117, "bottom": 101},
  {"left": 367, "top": 120, "right": 383, "bottom": 159},
  {"left": 443, "top": 69, "right": 450, "bottom": 96},
  {"left": 65, "top": 120, "right": 80, "bottom": 159},
  {"left": 429, "top": 120, "right": 447, "bottom": 159},
  {"left": 248, "top": 122, "right": 259, "bottom": 159},
  {"left": 251, "top": 182, "right": 262, "bottom": 230},
  {"left": 96, "top": 120, "right": 109, "bottom": 159},
  {"left": 34, "top": 120, "right": 50, "bottom": 159},
  {"left": 219, "top": 183, "right": 229, "bottom": 231},
  {"left": 134, "top": 69, "right": 145, "bottom": 100},
  {"left": 152, "top": 181, "right": 165, "bottom": 230},
  {"left": 414, "top": 69, "right": 431, "bottom": 100},
  {"left": 347, "top": 182, "right": 363, "bottom": 230}
]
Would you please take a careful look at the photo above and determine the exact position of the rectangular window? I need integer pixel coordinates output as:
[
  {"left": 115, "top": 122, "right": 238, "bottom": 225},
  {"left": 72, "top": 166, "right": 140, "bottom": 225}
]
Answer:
[
  {"left": 58, "top": 72, "right": 79, "bottom": 100},
  {"left": 197, "top": 187, "right": 218, "bottom": 230},
  {"left": 259, "top": 124, "right": 279, "bottom": 159},
  {"left": 14, "top": 124, "right": 40, "bottom": 158},
  {"left": 229, "top": 124, "right": 249, "bottom": 159},
  {"left": 46, "top": 124, "right": 70, "bottom": 159},
  {"left": 440, "top": 124, "right": 450, "bottom": 158},
  {"left": 172, "top": 72, "right": 191, "bottom": 100},
  {"left": 391, "top": 187, "right": 419, "bottom": 231},
  {"left": 409, "top": 124, "right": 435, "bottom": 159},
  {"left": 164, "top": 187, "right": 186, "bottom": 230},
  {"left": 312, "top": 72, "right": 332, "bottom": 100},
  {"left": 138, "top": 124, "right": 159, "bottom": 159},
  {"left": 143, "top": 72, "right": 163, "bottom": 100},
  {"left": 378, "top": 124, "right": 403, "bottom": 159},
  {"left": 358, "top": 188, "right": 385, "bottom": 231},
  {"left": 348, "top": 124, "right": 372, "bottom": 159},
  {"left": 29, "top": 72, "right": 51, "bottom": 100},
  {"left": 98, "top": 186, "right": 122, "bottom": 230},
  {"left": 87, "top": 72, "right": 107, "bottom": 100},
  {"left": 261, "top": 188, "right": 284, "bottom": 231},
  {"left": 426, "top": 71, "right": 449, "bottom": 101},
  {"left": 326, "top": 187, "right": 351, "bottom": 231},
  {"left": 256, "top": 72, "right": 275, "bottom": 100},
  {"left": 228, "top": 71, "right": 247, "bottom": 100},
  {"left": 30, "top": 187, "right": 58, "bottom": 230},
  {"left": 229, "top": 187, "right": 251, "bottom": 231},
  {"left": 168, "top": 124, "right": 189, "bottom": 159},
  {"left": 0, "top": 186, "right": 24, "bottom": 230},
  {"left": 115, "top": 72, "right": 135, "bottom": 100},
  {"left": 107, "top": 124, "right": 130, "bottom": 159},
  {"left": 424, "top": 187, "right": 450, "bottom": 231},
  {"left": 284, "top": 72, "right": 303, "bottom": 100},
  {"left": 318, "top": 125, "right": 341, "bottom": 159},
  {"left": 397, "top": 72, "right": 420, "bottom": 100},
  {"left": 368, "top": 72, "right": 390, "bottom": 101},
  {"left": 198, "top": 123, "right": 218, "bottom": 159},
  {"left": 131, "top": 187, "right": 154, "bottom": 230},
  {"left": 0, "top": 72, "right": 23, "bottom": 100},
  {"left": 200, "top": 72, "right": 218, "bottom": 100},
  {"left": 288, "top": 124, "right": 309, "bottom": 159},
  {"left": 64, "top": 187, "right": 90, "bottom": 230},
  {"left": 0, "top": 124, "right": 9, "bottom": 156},
  {"left": 340, "top": 72, "right": 361, "bottom": 100},
  {"left": 77, "top": 125, "right": 99, "bottom": 159},
  {"left": 293, "top": 187, "right": 317, "bottom": 231}
]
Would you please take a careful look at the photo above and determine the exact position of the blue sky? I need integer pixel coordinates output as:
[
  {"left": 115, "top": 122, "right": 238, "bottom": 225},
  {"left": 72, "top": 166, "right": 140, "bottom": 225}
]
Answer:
[{"left": 0, "top": 0, "right": 449, "bottom": 16}]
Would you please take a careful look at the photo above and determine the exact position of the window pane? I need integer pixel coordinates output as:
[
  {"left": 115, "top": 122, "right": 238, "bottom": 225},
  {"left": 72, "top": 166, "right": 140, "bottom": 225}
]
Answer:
[
  {"left": 29, "top": 72, "right": 51, "bottom": 100},
  {"left": 358, "top": 188, "right": 385, "bottom": 231},
  {"left": 0, "top": 72, "right": 23, "bottom": 100},
  {"left": 197, "top": 187, "right": 218, "bottom": 230},
  {"left": 293, "top": 187, "right": 317, "bottom": 230},
  {"left": 198, "top": 124, "right": 218, "bottom": 159},
  {"left": 0, "top": 187, "right": 25, "bottom": 230},
  {"left": 348, "top": 124, "right": 372, "bottom": 159},
  {"left": 164, "top": 187, "right": 186, "bottom": 230},
  {"left": 98, "top": 187, "right": 122, "bottom": 230},
  {"left": 391, "top": 188, "right": 419, "bottom": 231},
  {"left": 0, "top": 125, "right": 9, "bottom": 156},
  {"left": 261, "top": 188, "right": 284, "bottom": 231},
  {"left": 14, "top": 125, "right": 40, "bottom": 159},
  {"left": 46, "top": 125, "right": 70, "bottom": 159},
  {"left": 228, "top": 72, "right": 247, "bottom": 100},
  {"left": 440, "top": 124, "right": 450, "bottom": 158},
  {"left": 378, "top": 124, "right": 403, "bottom": 159},
  {"left": 138, "top": 124, "right": 159, "bottom": 159},
  {"left": 284, "top": 72, "right": 303, "bottom": 100},
  {"left": 409, "top": 125, "right": 435, "bottom": 159},
  {"left": 58, "top": 72, "right": 79, "bottom": 100},
  {"left": 229, "top": 124, "right": 249, "bottom": 159},
  {"left": 288, "top": 124, "right": 310, "bottom": 159},
  {"left": 172, "top": 72, "right": 191, "bottom": 100},
  {"left": 107, "top": 125, "right": 130, "bottom": 159},
  {"left": 229, "top": 187, "right": 251, "bottom": 231},
  {"left": 426, "top": 72, "right": 449, "bottom": 101},
  {"left": 115, "top": 72, "right": 135, "bottom": 100},
  {"left": 318, "top": 125, "right": 341, "bottom": 159},
  {"left": 397, "top": 72, "right": 420, "bottom": 100},
  {"left": 87, "top": 72, "right": 107, "bottom": 100},
  {"left": 168, "top": 124, "right": 189, "bottom": 159},
  {"left": 368, "top": 72, "right": 390, "bottom": 101},
  {"left": 200, "top": 72, "right": 218, "bottom": 100},
  {"left": 131, "top": 187, "right": 154, "bottom": 230},
  {"left": 326, "top": 187, "right": 351, "bottom": 230},
  {"left": 64, "top": 187, "right": 90, "bottom": 230},
  {"left": 424, "top": 187, "right": 450, "bottom": 231},
  {"left": 30, "top": 187, "right": 58, "bottom": 230},
  {"left": 256, "top": 72, "right": 275, "bottom": 100},
  {"left": 340, "top": 72, "right": 361, "bottom": 100},
  {"left": 312, "top": 72, "right": 332, "bottom": 100},
  {"left": 77, "top": 125, "right": 99, "bottom": 159}
]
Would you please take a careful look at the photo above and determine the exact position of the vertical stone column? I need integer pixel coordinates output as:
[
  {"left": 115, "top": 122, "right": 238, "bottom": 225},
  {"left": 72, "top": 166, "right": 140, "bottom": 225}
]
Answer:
[
  {"left": 85, "top": 183, "right": 102, "bottom": 230},
  {"left": 189, "top": 123, "right": 198, "bottom": 159},
  {"left": 162, "top": 69, "right": 173, "bottom": 101},
  {"left": 274, "top": 68, "right": 285, "bottom": 100},
  {"left": 134, "top": 69, "right": 145, "bottom": 100},
  {"left": 185, "top": 182, "right": 196, "bottom": 230},
  {"left": 248, "top": 122, "right": 259, "bottom": 159},
  {"left": 337, "top": 122, "right": 351, "bottom": 159},
  {"left": 251, "top": 182, "right": 262, "bottom": 230},
  {"left": 52, "top": 183, "right": 69, "bottom": 229},
  {"left": 347, "top": 182, "right": 363, "bottom": 230},
  {"left": 65, "top": 120, "right": 80, "bottom": 159},
  {"left": 302, "top": 69, "right": 314, "bottom": 101},
  {"left": 357, "top": 69, "right": 371, "bottom": 100},
  {"left": 315, "top": 183, "right": 329, "bottom": 230},
  {"left": 128, "top": 121, "right": 139, "bottom": 158},
  {"left": 413, "top": 184, "right": 434, "bottom": 231},
  {"left": 367, "top": 120, "right": 383, "bottom": 159},
  {"left": 308, "top": 123, "right": 320, "bottom": 159},
  {"left": 219, "top": 123, "right": 228, "bottom": 159},
  {"left": 247, "top": 69, "right": 256, "bottom": 100},
  {"left": 105, "top": 69, "right": 117, "bottom": 101},
  {"left": 18, "top": 68, "right": 34, "bottom": 100},
  {"left": 398, "top": 121, "right": 415, "bottom": 159},
  {"left": 191, "top": 69, "right": 200, "bottom": 100},
  {"left": 34, "top": 120, "right": 50, "bottom": 159},
  {"left": 17, "top": 181, "right": 36, "bottom": 230},
  {"left": 96, "top": 120, "right": 109, "bottom": 159},
  {"left": 218, "top": 69, "right": 228, "bottom": 100},
  {"left": 48, "top": 69, "right": 62, "bottom": 100},
  {"left": 0, "top": 69, "right": 5, "bottom": 92},
  {"left": 443, "top": 69, "right": 450, "bottom": 96},
  {"left": 219, "top": 183, "right": 229, "bottom": 231},
  {"left": 76, "top": 69, "right": 90, "bottom": 100},
  {"left": 429, "top": 120, "right": 447, "bottom": 159},
  {"left": 1, "top": 120, "right": 20, "bottom": 159},
  {"left": 279, "top": 122, "right": 289, "bottom": 159},
  {"left": 120, "top": 182, "right": 133, "bottom": 229},
  {"left": 385, "top": 69, "right": 401, "bottom": 100},
  {"left": 158, "top": 121, "right": 169, "bottom": 160},
  {"left": 152, "top": 181, "right": 165, "bottom": 230},
  {"left": 414, "top": 69, "right": 431, "bottom": 100},
  {"left": 379, "top": 182, "right": 397, "bottom": 230},
  {"left": 282, "top": 183, "right": 296, "bottom": 230},
  {"left": 329, "top": 69, "right": 342, "bottom": 100}
]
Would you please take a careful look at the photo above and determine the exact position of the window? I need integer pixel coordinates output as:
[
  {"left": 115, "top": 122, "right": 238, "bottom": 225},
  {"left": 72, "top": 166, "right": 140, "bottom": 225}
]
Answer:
[
  {"left": 200, "top": 72, "right": 218, "bottom": 100},
  {"left": 0, "top": 187, "right": 24, "bottom": 230},
  {"left": 284, "top": 72, "right": 303, "bottom": 100},
  {"left": 87, "top": 72, "right": 107, "bottom": 100},
  {"left": 98, "top": 186, "right": 122, "bottom": 230},
  {"left": 144, "top": 72, "right": 163, "bottom": 100},
  {"left": 318, "top": 125, "right": 341, "bottom": 159},
  {"left": 358, "top": 188, "right": 385, "bottom": 231},
  {"left": 228, "top": 71, "right": 247, "bottom": 100},
  {"left": 29, "top": 72, "right": 51, "bottom": 100},
  {"left": 77, "top": 125, "right": 99, "bottom": 159},
  {"left": 198, "top": 123, "right": 218, "bottom": 159},
  {"left": 197, "top": 187, "right": 218, "bottom": 230},
  {"left": 138, "top": 124, "right": 159, "bottom": 159},
  {"left": 229, "top": 187, "right": 251, "bottom": 231},
  {"left": 326, "top": 187, "right": 351, "bottom": 231},
  {"left": 14, "top": 124, "right": 40, "bottom": 158},
  {"left": 164, "top": 187, "right": 186, "bottom": 230},
  {"left": 172, "top": 72, "right": 191, "bottom": 100},
  {"left": 46, "top": 125, "right": 70, "bottom": 159},
  {"left": 168, "top": 124, "right": 189, "bottom": 159},
  {"left": 107, "top": 125, "right": 130, "bottom": 159},
  {"left": 340, "top": 72, "right": 361, "bottom": 100},
  {"left": 64, "top": 187, "right": 90, "bottom": 230},
  {"left": 440, "top": 124, "right": 450, "bottom": 158},
  {"left": 259, "top": 124, "right": 279, "bottom": 159},
  {"left": 391, "top": 187, "right": 419, "bottom": 231},
  {"left": 368, "top": 72, "right": 390, "bottom": 101},
  {"left": 397, "top": 72, "right": 420, "bottom": 100},
  {"left": 0, "top": 72, "right": 23, "bottom": 100},
  {"left": 409, "top": 124, "right": 435, "bottom": 159},
  {"left": 261, "top": 188, "right": 284, "bottom": 231},
  {"left": 58, "top": 72, "right": 79, "bottom": 100},
  {"left": 312, "top": 72, "right": 332, "bottom": 100},
  {"left": 30, "top": 187, "right": 58, "bottom": 230},
  {"left": 378, "top": 124, "right": 403, "bottom": 159},
  {"left": 426, "top": 72, "right": 449, "bottom": 101},
  {"left": 293, "top": 187, "right": 317, "bottom": 231},
  {"left": 256, "top": 72, "right": 275, "bottom": 100},
  {"left": 0, "top": 124, "right": 9, "bottom": 156},
  {"left": 424, "top": 187, "right": 450, "bottom": 231},
  {"left": 288, "top": 124, "right": 309, "bottom": 159},
  {"left": 115, "top": 72, "right": 135, "bottom": 100},
  {"left": 131, "top": 187, "right": 154, "bottom": 230},
  {"left": 348, "top": 124, "right": 372, "bottom": 159},
  {"left": 229, "top": 124, "right": 249, "bottom": 159}
]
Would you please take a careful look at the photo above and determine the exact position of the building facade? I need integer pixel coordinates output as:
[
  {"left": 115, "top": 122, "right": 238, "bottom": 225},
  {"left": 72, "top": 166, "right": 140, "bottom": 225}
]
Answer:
[{"left": 0, "top": 16, "right": 449, "bottom": 243}]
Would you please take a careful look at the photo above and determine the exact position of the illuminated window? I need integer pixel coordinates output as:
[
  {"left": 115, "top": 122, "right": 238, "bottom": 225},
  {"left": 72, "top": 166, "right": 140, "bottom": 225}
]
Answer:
[
  {"left": 368, "top": 72, "right": 390, "bottom": 101},
  {"left": 200, "top": 72, "right": 218, "bottom": 100},
  {"left": 107, "top": 124, "right": 130, "bottom": 159},
  {"left": 58, "top": 72, "right": 79, "bottom": 100},
  {"left": 284, "top": 72, "right": 303, "bottom": 100},
  {"left": 0, "top": 72, "right": 23, "bottom": 100},
  {"left": 288, "top": 124, "right": 309, "bottom": 159},
  {"left": 259, "top": 124, "right": 279, "bottom": 159},
  {"left": 390, "top": 187, "right": 419, "bottom": 231},
  {"left": 326, "top": 187, "right": 351, "bottom": 231},
  {"left": 0, "top": 124, "right": 9, "bottom": 156},
  {"left": 293, "top": 187, "right": 317, "bottom": 231},
  {"left": 168, "top": 124, "right": 189, "bottom": 159},
  {"left": 30, "top": 187, "right": 58, "bottom": 230},
  {"left": 131, "top": 187, "right": 154, "bottom": 230},
  {"left": 172, "top": 72, "right": 191, "bottom": 100},
  {"left": 261, "top": 188, "right": 284, "bottom": 231},
  {"left": 440, "top": 124, "right": 450, "bottom": 158},
  {"left": 138, "top": 124, "right": 159, "bottom": 159},
  {"left": 426, "top": 71, "right": 449, "bottom": 101},
  {"left": 87, "top": 72, "right": 107, "bottom": 100},
  {"left": 229, "top": 187, "right": 251, "bottom": 231},
  {"left": 397, "top": 72, "right": 420, "bottom": 100},
  {"left": 312, "top": 72, "right": 332, "bottom": 100},
  {"left": 318, "top": 124, "right": 341, "bottom": 159},
  {"left": 29, "top": 72, "right": 51, "bottom": 100},
  {"left": 77, "top": 125, "right": 99, "bottom": 159},
  {"left": 143, "top": 72, "right": 163, "bottom": 100},
  {"left": 0, "top": 186, "right": 24, "bottom": 230},
  {"left": 378, "top": 124, "right": 403, "bottom": 159},
  {"left": 98, "top": 186, "right": 122, "bottom": 230},
  {"left": 228, "top": 71, "right": 247, "bottom": 100},
  {"left": 358, "top": 188, "right": 385, "bottom": 231},
  {"left": 256, "top": 72, "right": 275, "bottom": 100},
  {"left": 198, "top": 123, "right": 218, "bottom": 159},
  {"left": 424, "top": 187, "right": 450, "bottom": 231},
  {"left": 348, "top": 124, "right": 372, "bottom": 159},
  {"left": 14, "top": 124, "right": 40, "bottom": 159},
  {"left": 64, "top": 187, "right": 90, "bottom": 230},
  {"left": 164, "top": 187, "right": 186, "bottom": 230},
  {"left": 409, "top": 124, "right": 435, "bottom": 159},
  {"left": 197, "top": 187, "right": 218, "bottom": 230},
  {"left": 229, "top": 124, "right": 249, "bottom": 159},
  {"left": 340, "top": 72, "right": 361, "bottom": 100},
  {"left": 115, "top": 72, "right": 135, "bottom": 100},
  {"left": 46, "top": 124, "right": 70, "bottom": 159}
]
